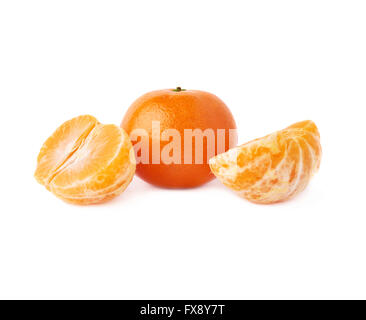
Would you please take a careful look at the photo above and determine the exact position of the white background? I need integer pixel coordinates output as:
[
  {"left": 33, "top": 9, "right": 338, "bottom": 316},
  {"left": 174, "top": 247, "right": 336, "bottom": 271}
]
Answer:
[{"left": 0, "top": 0, "right": 365, "bottom": 299}]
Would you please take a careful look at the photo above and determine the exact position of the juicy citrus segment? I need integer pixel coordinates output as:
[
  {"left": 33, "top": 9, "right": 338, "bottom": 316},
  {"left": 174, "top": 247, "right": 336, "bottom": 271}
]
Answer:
[
  {"left": 209, "top": 120, "right": 322, "bottom": 204},
  {"left": 34, "top": 115, "right": 99, "bottom": 187},
  {"left": 35, "top": 115, "right": 136, "bottom": 205}
]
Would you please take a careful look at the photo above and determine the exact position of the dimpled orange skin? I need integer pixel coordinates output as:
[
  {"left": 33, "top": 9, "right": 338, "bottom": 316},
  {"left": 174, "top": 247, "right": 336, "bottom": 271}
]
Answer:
[
  {"left": 209, "top": 120, "right": 322, "bottom": 204},
  {"left": 35, "top": 115, "right": 136, "bottom": 205},
  {"left": 121, "top": 88, "right": 237, "bottom": 188}
]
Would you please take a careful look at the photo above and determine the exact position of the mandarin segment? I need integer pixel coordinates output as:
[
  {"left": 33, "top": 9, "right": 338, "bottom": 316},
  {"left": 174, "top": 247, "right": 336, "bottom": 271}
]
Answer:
[
  {"left": 34, "top": 115, "right": 99, "bottom": 187},
  {"left": 209, "top": 120, "right": 322, "bottom": 204},
  {"left": 35, "top": 115, "right": 136, "bottom": 205}
]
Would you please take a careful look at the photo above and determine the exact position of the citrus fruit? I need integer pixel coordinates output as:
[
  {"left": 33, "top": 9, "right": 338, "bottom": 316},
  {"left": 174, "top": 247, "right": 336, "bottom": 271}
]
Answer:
[
  {"left": 121, "top": 87, "right": 237, "bottom": 188},
  {"left": 209, "top": 120, "right": 322, "bottom": 204},
  {"left": 35, "top": 115, "right": 136, "bottom": 204}
]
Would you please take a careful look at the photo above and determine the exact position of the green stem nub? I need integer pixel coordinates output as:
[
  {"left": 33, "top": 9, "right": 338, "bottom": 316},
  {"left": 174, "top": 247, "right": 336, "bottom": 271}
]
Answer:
[{"left": 173, "top": 86, "right": 186, "bottom": 92}]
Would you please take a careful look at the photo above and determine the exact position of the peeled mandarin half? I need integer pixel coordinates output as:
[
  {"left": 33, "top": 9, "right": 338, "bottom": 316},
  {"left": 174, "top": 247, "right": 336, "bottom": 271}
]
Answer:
[
  {"left": 35, "top": 115, "right": 136, "bottom": 204},
  {"left": 209, "top": 120, "right": 322, "bottom": 204}
]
